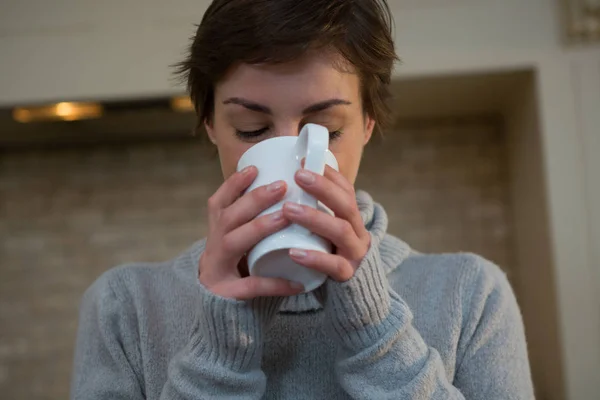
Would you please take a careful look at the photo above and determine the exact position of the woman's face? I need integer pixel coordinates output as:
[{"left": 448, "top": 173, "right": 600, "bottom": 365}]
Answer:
[{"left": 205, "top": 51, "right": 375, "bottom": 184}]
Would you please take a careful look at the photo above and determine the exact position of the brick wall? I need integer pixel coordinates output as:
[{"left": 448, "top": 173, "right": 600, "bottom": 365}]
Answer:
[{"left": 0, "top": 116, "right": 513, "bottom": 399}]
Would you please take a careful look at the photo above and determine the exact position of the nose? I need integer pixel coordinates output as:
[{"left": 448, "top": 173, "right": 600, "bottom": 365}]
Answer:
[{"left": 273, "top": 122, "right": 304, "bottom": 138}]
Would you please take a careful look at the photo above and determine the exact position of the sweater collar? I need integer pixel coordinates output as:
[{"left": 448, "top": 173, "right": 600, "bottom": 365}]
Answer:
[{"left": 184, "top": 190, "right": 411, "bottom": 313}]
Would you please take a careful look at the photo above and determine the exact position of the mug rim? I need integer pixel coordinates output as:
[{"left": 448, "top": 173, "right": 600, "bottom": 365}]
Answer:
[
  {"left": 236, "top": 135, "right": 338, "bottom": 171},
  {"left": 236, "top": 136, "right": 295, "bottom": 171}
]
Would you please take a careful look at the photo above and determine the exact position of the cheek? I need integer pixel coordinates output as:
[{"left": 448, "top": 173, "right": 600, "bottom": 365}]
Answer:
[
  {"left": 333, "top": 155, "right": 360, "bottom": 184},
  {"left": 211, "top": 107, "right": 250, "bottom": 179},
  {"left": 330, "top": 143, "right": 363, "bottom": 184},
  {"left": 221, "top": 148, "right": 249, "bottom": 179},
  {"left": 215, "top": 137, "right": 253, "bottom": 179}
]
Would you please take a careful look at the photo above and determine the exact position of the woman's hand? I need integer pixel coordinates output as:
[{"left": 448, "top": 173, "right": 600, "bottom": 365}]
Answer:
[
  {"left": 283, "top": 166, "right": 371, "bottom": 282},
  {"left": 199, "top": 166, "right": 305, "bottom": 300}
]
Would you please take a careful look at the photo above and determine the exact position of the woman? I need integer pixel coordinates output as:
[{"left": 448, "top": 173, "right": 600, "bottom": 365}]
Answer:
[{"left": 71, "top": 0, "right": 534, "bottom": 399}]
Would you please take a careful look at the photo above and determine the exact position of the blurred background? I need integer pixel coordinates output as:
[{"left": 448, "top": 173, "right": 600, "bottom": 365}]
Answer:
[{"left": 0, "top": 1, "right": 599, "bottom": 399}]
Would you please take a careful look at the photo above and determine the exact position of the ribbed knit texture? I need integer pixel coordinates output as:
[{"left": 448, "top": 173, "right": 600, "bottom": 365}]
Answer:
[
  {"left": 71, "top": 190, "right": 534, "bottom": 400},
  {"left": 193, "top": 285, "right": 283, "bottom": 371}
]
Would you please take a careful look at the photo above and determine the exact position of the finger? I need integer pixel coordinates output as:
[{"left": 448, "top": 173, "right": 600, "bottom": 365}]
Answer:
[
  {"left": 289, "top": 249, "right": 354, "bottom": 282},
  {"left": 220, "top": 180, "right": 287, "bottom": 232},
  {"left": 282, "top": 203, "right": 365, "bottom": 260},
  {"left": 220, "top": 211, "right": 290, "bottom": 260},
  {"left": 296, "top": 166, "right": 367, "bottom": 240},
  {"left": 295, "top": 169, "right": 363, "bottom": 232},
  {"left": 323, "top": 165, "right": 355, "bottom": 195},
  {"left": 299, "top": 162, "right": 354, "bottom": 196},
  {"left": 207, "top": 166, "right": 258, "bottom": 215},
  {"left": 224, "top": 276, "right": 305, "bottom": 300},
  {"left": 322, "top": 166, "right": 369, "bottom": 239}
]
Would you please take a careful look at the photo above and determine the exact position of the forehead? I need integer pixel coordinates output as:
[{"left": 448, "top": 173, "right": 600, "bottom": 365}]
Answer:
[{"left": 214, "top": 52, "right": 360, "bottom": 105}]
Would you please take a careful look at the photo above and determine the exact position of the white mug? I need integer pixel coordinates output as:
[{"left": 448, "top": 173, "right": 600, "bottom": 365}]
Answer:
[{"left": 236, "top": 123, "right": 339, "bottom": 292}]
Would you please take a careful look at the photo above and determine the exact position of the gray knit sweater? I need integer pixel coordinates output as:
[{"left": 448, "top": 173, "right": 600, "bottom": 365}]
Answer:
[{"left": 71, "top": 191, "right": 534, "bottom": 399}]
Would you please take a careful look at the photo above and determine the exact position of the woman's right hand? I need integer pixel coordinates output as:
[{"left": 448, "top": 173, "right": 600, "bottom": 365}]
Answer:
[{"left": 199, "top": 165, "right": 304, "bottom": 300}]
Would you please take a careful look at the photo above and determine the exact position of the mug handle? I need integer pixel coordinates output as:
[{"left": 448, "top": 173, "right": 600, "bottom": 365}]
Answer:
[{"left": 295, "top": 123, "right": 329, "bottom": 207}]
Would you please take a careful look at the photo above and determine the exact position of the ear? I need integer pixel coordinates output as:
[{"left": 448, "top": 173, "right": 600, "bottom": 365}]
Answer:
[
  {"left": 204, "top": 119, "right": 217, "bottom": 145},
  {"left": 363, "top": 114, "right": 375, "bottom": 145}
]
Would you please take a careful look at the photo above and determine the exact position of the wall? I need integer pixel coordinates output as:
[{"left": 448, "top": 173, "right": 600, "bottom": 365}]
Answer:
[
  {"left": 505, "top": 74, "right": 564, "bottom": 400},
  {"left": 570, "top": 51, "right": 600, "bottom": 330},
  {"left": 0, "top": 0, "right": 563, "bottom": 104},
  {"left": 0, "top": 0, "right": 599, "bottom": 398},
  {"left": 0, "top": 118, "right": 515, "bottom": 399},
  {"left": 536, "top": 51, "right": 600, "bottom": 400}
]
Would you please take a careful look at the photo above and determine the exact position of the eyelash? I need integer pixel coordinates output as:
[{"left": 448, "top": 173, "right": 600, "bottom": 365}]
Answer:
[
  {"left": 235, "top": 127, "right": 269, "bottom": 139},
  {"left": 235, "top": 128, "right": 343, "bottom": 140}
]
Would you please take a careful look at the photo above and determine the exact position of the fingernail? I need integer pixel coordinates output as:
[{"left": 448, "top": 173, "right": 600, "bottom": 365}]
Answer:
[
  {"left": 271, "top": 211, "right": 284, "bottom": 222},
  {"left": 241, "top": 166, "right": 254, "bottom": 175},
  {"left": 296, "top": 169, "right": 315, "bottom": 184},
  {"left": 267, "top": 180, "right": 284, "bottom": 192},
  {"left": 290, "top": 281, "right": 305, "bottom": 291},
  {"left": 284, "top": 202, "right": 304, "bottom": 215},
  {"left": 289, "top": 248, "right": 307, "bottom": 258}
]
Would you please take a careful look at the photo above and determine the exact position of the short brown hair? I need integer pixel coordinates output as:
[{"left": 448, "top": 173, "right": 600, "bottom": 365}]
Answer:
[{"left": 176, "top": 0, "right": 399, "bottom": 135}]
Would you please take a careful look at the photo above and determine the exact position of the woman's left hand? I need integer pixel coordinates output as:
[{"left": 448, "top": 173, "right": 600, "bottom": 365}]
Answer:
[{"left": 282, "top": 166, "right": 371, "bottom": 282}]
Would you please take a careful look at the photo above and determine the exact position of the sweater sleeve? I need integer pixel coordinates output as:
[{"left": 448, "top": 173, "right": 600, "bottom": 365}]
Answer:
[
  {"left": 323, "top": 244, "right": 534, "bottom": 399},
  {"left": 70, "top": 270, "right": 280, "bottom": 400}
]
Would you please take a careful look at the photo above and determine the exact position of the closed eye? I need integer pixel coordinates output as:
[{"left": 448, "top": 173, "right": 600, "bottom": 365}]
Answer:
[
  {"left": 329, "top": 130, "right": 343, "bottom": 140},
  {"left": 235, "top": 127, "right": 269, "bottom": 139},
  {"left": 235, "top": 127, "right": 343, "bottom": 141}
]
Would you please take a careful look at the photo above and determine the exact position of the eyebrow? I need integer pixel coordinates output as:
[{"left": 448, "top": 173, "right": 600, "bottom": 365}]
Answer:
[{"left": 222, "top": 97, "right": 351, "bottom": 115}]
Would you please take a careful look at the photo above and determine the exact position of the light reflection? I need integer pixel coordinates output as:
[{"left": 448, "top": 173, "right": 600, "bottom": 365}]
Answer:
[
  {"left": 170, "top": 96, "right": 194, "bottom": 113},
  {"left": 12, "top": 102, "right": 103, "bottom": 123}
]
